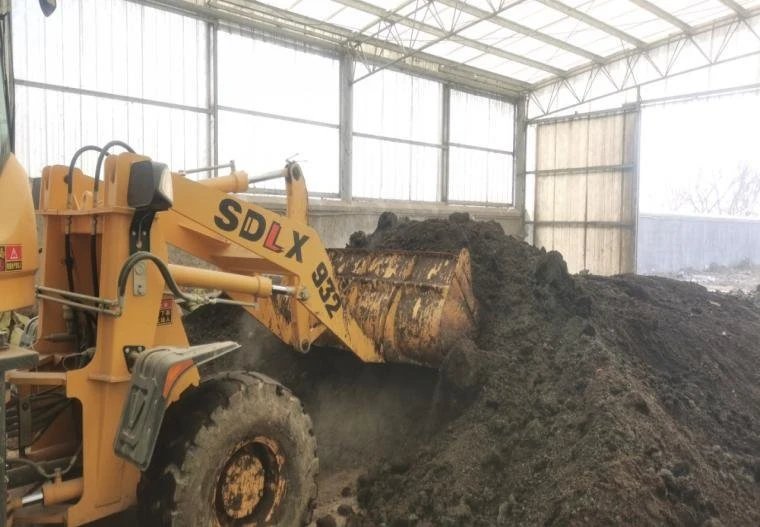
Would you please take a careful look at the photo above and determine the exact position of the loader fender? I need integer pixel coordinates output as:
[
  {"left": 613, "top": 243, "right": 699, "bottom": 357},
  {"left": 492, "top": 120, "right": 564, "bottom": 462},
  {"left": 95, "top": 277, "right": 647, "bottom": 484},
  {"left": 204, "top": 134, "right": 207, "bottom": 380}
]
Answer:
[{"left": 113, "top": 341, "right": 241, "bottom": 470}]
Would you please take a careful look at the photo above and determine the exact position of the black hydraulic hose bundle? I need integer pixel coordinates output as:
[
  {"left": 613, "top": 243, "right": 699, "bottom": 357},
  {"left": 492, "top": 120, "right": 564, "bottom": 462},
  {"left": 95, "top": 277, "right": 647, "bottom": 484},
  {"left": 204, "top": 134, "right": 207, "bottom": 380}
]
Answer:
[
  {"left": 65, "top": 145, "right": 107, "bottom": 204},
  {"left": 62, "top": 141, "right": 134, "bottom": 349},
  {"left": 64, "top": 146, "right": 107, "bottom": 350},
  {"left": 92, "top": 140, "right": 134, "bottom": 197},
  {"left": 4, "top": 388, "right": 72, "bottom": 450},
  {"left": 90, "top": 141, "right": 135, "bottom": 297}
]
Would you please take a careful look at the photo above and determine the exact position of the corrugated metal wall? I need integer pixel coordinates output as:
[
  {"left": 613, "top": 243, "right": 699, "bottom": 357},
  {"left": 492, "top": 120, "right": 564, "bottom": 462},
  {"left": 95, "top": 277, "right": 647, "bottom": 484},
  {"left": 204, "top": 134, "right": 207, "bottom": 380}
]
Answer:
[
  {"left": 533, "top": 109, "right": 639, "bottom": 274},
  {"left": 638, "top": 214, "right": 760, "bottom": 274}
]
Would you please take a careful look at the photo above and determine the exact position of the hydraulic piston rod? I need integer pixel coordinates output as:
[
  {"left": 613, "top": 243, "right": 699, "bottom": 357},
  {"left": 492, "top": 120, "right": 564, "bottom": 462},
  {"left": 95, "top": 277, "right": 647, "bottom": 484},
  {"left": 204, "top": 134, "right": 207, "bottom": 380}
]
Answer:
[{"left": 168, "top": 264, "right": 276, "bottom": 298}]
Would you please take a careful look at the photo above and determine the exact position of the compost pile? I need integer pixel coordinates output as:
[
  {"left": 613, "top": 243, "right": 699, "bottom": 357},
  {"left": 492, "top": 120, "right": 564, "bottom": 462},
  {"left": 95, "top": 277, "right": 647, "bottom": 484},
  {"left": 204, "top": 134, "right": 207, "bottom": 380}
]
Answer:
[{"left": 186, "top": 213, "right": 760, "bottom": 527}]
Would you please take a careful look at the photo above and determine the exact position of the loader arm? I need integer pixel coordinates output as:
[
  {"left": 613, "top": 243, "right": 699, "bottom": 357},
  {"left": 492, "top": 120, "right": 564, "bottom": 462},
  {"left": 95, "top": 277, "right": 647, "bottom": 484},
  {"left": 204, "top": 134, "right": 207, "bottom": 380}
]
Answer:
[{"left": 163, "top": 167, "right": 384, "bottom": 362}]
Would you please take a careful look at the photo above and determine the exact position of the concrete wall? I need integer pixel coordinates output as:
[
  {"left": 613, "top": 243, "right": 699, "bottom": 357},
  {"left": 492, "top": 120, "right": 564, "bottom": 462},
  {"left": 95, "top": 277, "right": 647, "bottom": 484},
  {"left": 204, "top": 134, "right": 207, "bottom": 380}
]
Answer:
[
  {"left": 263, "top": 198, "right": 523, "bottom": 248},
  {"left": 637, "top": 213, "right": 760, "bottom": 274}
]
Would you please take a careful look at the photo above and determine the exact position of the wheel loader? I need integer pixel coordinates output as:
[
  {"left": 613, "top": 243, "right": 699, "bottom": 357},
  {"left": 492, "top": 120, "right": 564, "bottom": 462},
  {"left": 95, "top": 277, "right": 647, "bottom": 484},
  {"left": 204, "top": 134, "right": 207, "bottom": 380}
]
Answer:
[{"left": 0, "top": 5, "right": 478, "bottom": 526}]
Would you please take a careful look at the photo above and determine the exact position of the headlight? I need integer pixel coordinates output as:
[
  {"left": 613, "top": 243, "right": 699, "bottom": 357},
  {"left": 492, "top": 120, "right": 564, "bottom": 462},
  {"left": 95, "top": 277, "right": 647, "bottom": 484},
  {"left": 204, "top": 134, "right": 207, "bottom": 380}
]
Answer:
[{"left": 127, "top": 161, "right": 174, "bottom": 212}]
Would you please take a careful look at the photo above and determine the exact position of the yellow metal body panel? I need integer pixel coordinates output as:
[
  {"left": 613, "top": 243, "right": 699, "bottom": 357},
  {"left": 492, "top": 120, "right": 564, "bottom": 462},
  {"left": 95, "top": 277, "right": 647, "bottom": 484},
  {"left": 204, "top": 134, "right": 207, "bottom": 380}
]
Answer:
[
  {"left": 0, "top": 155, "right": 39, "bottom": 311},
  {"left": 23, "top": 154, "right": 185, "bottom": 525}
]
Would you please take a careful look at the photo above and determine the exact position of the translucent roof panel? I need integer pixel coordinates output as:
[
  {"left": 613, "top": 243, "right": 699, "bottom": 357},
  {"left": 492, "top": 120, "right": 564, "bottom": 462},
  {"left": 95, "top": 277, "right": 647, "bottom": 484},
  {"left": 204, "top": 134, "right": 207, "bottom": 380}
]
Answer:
[
  {"left": 364, "top": 22, "right": 439, "bottom": 50},
  {"left": 564, "top": 0, "right": 681, "bottom": 43},
  {"left": 254, "top": 0, "right": 300, "bottom": 9},
  {"left": 223, "top": 0, "right": 758, "bottom": 92},
  {"left": 288, "top": 0, "right": 344, "bottom": 21},
  {"left": 498, "top": 0, "right": 632, "bottom": 56},
  {"left": 325, "top": 7, "right": 379, "bottom": 32},
  {"left": 492, "top": 32, "right": 590, "bottom": 70},
  {"left": 498, "top": 0, "right": 566, "bottom": 28},
  {"left": 667, "top": 0, "right": 734, "bottom": 26},
  {"left": 425, "top": 41, "right": 483, "bottom": 64},
  {"left": 466, "top": 54, "right": 553, "bottom": 84},
  {"left": 397, "top": 1, "right": 478, "bottom": 31}
]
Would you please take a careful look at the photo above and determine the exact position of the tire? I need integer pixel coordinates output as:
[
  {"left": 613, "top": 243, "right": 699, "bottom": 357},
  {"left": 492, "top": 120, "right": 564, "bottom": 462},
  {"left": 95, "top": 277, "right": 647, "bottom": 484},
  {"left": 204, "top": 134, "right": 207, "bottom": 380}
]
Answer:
[{"left": 137, "top": 371, "right": 318, "bottom": 526}]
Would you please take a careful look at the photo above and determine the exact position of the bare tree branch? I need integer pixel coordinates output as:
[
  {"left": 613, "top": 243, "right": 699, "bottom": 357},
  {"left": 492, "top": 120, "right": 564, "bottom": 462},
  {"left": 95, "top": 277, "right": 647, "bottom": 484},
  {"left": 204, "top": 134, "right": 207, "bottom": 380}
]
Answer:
[{"left": 670, "top": 163, "right": 760, "bottom": 216}]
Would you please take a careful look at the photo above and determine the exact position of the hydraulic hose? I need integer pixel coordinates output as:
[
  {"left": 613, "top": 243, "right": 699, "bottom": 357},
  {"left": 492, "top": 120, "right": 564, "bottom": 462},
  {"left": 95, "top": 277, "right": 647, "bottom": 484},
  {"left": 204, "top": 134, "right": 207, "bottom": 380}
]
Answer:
[
  {"left": 92, "top": 140, "right": 134, "bottom": 197},
  {"left": 116, "top": 251, "right": 198, "bottom": 307},
  {"left": 90, "top": 141, "right": 135, "bottom": 298},
  {"left": 63, "top": 146, "right": 108, "bottom": 350},
  {"left": 7, "top": 445, "right": 82, "bottom": 481},
  {"left": 65, "top": 145, "right": 106, "bottom": 207}
]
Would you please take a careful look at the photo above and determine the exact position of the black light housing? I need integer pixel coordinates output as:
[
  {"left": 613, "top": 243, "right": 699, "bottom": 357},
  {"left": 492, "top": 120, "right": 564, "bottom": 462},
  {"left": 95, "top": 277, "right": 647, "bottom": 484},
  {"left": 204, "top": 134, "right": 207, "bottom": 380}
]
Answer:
[
  {"left": 39, "top": 0, "right": 57, "bottom": 17},
  {"left": 127, "top": 160, "right": 173, "bottom": 211}
]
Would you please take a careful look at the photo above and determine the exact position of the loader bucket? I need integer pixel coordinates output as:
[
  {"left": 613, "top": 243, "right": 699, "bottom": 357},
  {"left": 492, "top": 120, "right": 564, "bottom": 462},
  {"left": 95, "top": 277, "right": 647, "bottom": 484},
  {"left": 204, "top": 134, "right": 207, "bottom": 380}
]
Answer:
[{"left": 324, "top": 248, "right": 478, "bottom": 368}]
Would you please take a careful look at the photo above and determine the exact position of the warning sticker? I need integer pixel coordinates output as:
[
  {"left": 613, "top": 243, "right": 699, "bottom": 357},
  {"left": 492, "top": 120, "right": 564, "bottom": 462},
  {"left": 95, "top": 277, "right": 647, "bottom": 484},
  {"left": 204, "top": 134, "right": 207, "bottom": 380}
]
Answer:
[
  {"left": 157, "top": 295, "right": 174, "bottom": 326},
  {"left": 0, "top": 245, "right": 23, "bottom": 272}
]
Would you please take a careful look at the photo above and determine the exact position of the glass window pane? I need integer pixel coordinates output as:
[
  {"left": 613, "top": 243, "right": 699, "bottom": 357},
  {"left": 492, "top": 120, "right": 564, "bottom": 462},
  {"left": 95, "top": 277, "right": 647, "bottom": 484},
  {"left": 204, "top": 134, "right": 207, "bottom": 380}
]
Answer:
[
  {"left": 352, "top": 136, "right": 439, "bottom": 201},
  {"left": 12, "top": 0, "right": 208, "bottom": 107},
  {"left": 218, "top": 110, "right": 339, "bottom": 195},
  {"left": 354, "top": 69, "right": 441, "bottom": 143},
  {"left": 448, "top": 146, "right": 513, "bottom": 204},
  {"left": 15, "top": 85, "right": 208, "bottom": 179},
  {"left": 218, "top": 30, "right": 339, "bottom": 125},
  {"left": 450, "top": 90, "right": 514, "bottom": 150}
]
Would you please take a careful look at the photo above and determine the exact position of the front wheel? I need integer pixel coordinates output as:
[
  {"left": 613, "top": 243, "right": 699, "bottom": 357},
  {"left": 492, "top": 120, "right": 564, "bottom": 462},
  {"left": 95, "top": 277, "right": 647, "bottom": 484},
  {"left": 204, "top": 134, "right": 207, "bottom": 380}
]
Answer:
[{"left": 137, "top": 371, "right": 318, "bottom": 526}]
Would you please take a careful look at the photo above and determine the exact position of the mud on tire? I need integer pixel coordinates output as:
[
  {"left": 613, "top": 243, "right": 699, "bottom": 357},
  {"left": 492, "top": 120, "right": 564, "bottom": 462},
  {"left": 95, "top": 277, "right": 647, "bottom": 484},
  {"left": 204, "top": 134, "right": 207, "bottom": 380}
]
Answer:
[{"left": 137, "top": 371, "right": 318, "bottom": 526}]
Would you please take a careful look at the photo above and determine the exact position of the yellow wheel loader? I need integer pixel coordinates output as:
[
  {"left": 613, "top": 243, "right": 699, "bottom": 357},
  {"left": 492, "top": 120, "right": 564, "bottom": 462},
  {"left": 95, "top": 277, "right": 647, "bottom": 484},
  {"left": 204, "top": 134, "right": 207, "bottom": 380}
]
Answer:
[{"left": 0, "top": 3, "right": 477, "bottom": 526}]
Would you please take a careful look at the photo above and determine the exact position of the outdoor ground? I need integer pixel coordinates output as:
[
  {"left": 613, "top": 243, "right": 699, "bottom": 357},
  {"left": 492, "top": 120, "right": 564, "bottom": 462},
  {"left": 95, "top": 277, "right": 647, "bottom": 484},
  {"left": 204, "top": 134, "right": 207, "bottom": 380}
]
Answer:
[{"left": 657, "top": 262, "right": 760, "bottom": 294}]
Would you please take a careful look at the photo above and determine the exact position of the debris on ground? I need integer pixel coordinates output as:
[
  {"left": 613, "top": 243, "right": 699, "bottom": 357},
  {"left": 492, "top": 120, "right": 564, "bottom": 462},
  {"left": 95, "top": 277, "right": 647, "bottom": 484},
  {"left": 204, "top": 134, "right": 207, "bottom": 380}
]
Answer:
[{"left": 185, "top": 213, "right": 760, "bottom": 526}]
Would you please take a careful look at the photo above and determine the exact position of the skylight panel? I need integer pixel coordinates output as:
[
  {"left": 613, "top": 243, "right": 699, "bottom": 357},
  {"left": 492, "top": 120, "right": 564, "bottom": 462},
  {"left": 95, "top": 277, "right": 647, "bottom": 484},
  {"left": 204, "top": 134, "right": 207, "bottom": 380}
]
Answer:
[
  {"left": 425, "top": 41, "right": 484, "bottom": 63},
  {"left": 290, "top": 0, "right": 344, "bottom": 21},
  {"left": 326, "top": 7, "right": 380, "bottom": 32}
]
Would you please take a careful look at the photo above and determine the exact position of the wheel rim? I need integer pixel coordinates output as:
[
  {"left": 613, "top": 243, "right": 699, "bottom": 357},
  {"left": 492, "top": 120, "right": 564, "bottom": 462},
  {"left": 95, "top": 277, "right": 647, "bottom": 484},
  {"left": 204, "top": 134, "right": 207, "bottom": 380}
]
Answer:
[{"left": 214, "top": 437, "right": 286, "bottom": 525}]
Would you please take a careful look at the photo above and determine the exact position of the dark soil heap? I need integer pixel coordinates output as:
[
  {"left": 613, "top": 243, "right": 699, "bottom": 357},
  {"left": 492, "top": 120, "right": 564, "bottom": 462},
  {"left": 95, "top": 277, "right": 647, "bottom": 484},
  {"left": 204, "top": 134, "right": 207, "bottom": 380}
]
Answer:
[{"left": 186, "top": 213, "right": 760, "bottom": 526}]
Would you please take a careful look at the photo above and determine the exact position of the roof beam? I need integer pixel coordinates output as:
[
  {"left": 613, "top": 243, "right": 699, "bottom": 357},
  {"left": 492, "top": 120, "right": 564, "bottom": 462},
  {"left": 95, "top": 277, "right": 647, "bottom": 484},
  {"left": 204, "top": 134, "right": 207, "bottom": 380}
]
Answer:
[
  {"left": 349, "top": 0, "right": 419, "bottom": 43},
  {"left": 350, "top": 0, "right": 533, "bottom": 84},
  {"left": 333, "top": 0, "right": 566, "bottom": 76},
  {"left": 436, "top": 0, "right": 603, "bottom": 62},
  {"left": 157, "top": 0, "right": 530, "bottom": 96},
  {"left": 528, "top": 6, "right": 760, "bottom": 119},
  {"left": 716, "top": 0, "right": 750, "bottom": 18},
  {"left": 353, "top": 0, "right": 532, "bottom": 87},
  {"left": 534, "top": 0, "right": 647, "bottom": 49},
  {"left": 628, "top": 0, "right": 695, "bottom": 35}
]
